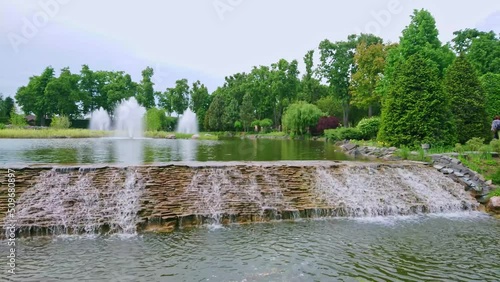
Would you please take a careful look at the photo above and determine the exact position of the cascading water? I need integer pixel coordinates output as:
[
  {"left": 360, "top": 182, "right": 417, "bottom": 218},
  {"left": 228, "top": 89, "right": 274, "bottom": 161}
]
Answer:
[
  {"left": 4, "top": 163, "right": 481, "bottom": 237},
  {"left": 9, "top": 169, "right": 145, "bottom": 236},
  {"left": 176, "top": 108, "right": 198, "bottom": 134},
  {"left": 89, "top": 107, "right": 111, "bottom": 131},
  {"left": 313, "top": 166, "right": 477, "bottom": 217}
]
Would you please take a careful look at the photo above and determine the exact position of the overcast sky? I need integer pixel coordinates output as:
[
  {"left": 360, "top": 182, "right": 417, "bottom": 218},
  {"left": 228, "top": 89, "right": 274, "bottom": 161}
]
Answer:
[{"left": 1, "top": 0, "right": 499, "bottom": 98}]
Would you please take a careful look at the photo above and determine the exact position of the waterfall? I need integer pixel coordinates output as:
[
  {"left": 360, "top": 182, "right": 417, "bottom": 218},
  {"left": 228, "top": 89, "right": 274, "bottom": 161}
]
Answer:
[
  {"left": 3, "top": 162, "right": 480, "bottom": 236},
  {"left": 8, "top": 169, "right": 145, "bottom": 236},
  {"left": 313, "top": 166, "right": 477, "bottom": 217}
]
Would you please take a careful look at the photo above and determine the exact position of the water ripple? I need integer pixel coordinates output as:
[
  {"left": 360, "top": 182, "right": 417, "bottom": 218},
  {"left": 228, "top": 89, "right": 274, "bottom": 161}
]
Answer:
[{"left": 0, "top": 215, "right": 498, "bottom": 281}]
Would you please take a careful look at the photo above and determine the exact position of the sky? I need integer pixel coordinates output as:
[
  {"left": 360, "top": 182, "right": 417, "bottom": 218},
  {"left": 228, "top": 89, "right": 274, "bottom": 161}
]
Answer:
[{"left": 1, "top": 0, "right": 499, "bottom": 99}]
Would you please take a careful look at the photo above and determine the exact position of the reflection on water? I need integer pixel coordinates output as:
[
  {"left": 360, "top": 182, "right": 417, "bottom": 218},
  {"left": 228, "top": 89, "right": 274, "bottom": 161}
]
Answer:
[
  {"left": 1, "top": 213, "right": 498, "bottom": 281},
  {"left": 0, "top": 138, "right": 353, "bottom": 164}
]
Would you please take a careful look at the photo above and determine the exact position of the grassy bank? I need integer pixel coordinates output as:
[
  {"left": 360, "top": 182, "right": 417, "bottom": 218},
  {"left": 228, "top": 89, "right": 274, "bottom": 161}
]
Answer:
[{"left": 0, "top": 128, "right": 218, "bottom": 140}]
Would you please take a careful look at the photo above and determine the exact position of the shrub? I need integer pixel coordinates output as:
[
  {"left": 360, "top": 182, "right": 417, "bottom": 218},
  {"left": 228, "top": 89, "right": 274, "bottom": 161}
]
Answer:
[
  {"left": 324, "top": 127, "right": 362, "bottom": 141},
  {"left": 465, "top": 137, "right": 485, "bottom": 151},
  {"left": 356, "top": 117, "right": 381, "bottom": 140},
  {"left": 9, "top": 111, "right": 27, "bottom": 127},
  {"left": 490, "top": 139, "right": 500, "bottom": 154},
  {"left": 315, "top": 116, "right": 340, "bottom": 135},
  {"left": 488, "top": 169, "right": 500, "bottom": 186},
  {"left": 0, "top": 123, "right": 5, "bottom": 130},
  {"left": 259, "top": 118, "right": 273, "bottom": 132},
  {"left": 234, "top": 120, "right": 242, "bottom": 131},
  {"left": 165, "top": 117, "right": 177, "bottom": 132},
  {"left": 145, "top": 108, "right": 167, "bottom": 131},
  {"left": 50, "top": 115, "right": 71, "bottom": 129},
  {"left": 395, "top": 145, "right": 411, "bottom": 160}
]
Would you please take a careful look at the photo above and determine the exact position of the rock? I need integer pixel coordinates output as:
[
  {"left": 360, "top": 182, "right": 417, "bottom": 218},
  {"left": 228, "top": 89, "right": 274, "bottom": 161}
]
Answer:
[
  {"left": 165, "top": 134, "right": 176, "bottom": 139},
  {"left": 441, "top": 168, "right": 454, "bottom": 174},
  {"left": 191, "top": 134, "right": 200, "bottom": 139},
  {"left": 433, "top": 165, "right": 444, "bottom": 170},
  {"left": 453, "top": 171, "right": 465, "bottom": 177},
  {"left": 486, "top": 180, "right": 493, "bottom": 185},
  {"left": 486, "top": 196, "right": 500, "bottom": 214},
  {"left": 341, "top": 143, "right": 358, "bottom": 152}
]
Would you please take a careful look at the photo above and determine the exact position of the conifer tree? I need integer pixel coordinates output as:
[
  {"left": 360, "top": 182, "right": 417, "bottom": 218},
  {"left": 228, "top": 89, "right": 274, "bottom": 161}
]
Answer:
[
  {"left": 444, "top": 55, "right": 490, "bottom": 143},
  {"left": 379, "top": 53, "right": 456, "bottom": 147}
]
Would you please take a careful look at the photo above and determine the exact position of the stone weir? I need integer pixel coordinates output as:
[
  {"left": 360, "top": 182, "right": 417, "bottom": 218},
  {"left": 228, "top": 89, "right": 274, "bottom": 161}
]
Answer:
[{"left": 0, "top": 161, "right": 478, "bottom": 236}]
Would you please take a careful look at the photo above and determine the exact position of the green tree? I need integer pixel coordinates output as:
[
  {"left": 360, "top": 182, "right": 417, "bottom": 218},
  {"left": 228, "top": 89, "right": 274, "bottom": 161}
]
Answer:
[
  {"left": 205, "top": 93, "right": 225, "bottom": 131},
  {"left": 350, "top": 42, "right": 391, "bottom": 117},
  {"left": 15, "top": 66, "right": 55, "bottom": 126},
  {"left": 319, "top": 34, "right": 382, "bottom": 127},
  {"left": 162, "top": 79, "right": 189, "bottom": 116},
  {"left": 379, "top": 53, "right": 456, "bottom": 147},
  {"left": 223, "top": 96, "right": 239, "bottom": 130},
  {"left": 379, "top": 10, "right": 454, "bottom": 101},
  {"left": 102, "top": 71, "right": 137, "bottom": 111},
  {"left": 480, "top": 73, "right": 500, "bottom": 120},
  {"left": 137, "top": 66, "right": 156, "bottom": 109},
  {"left": 190, "top": 80, "right": 211, "bottom": 130},
  {"left": 4, "top": 97, "right": 14, "bottom": 118},
  {"left": 444, "top": 55, "right": 490, "bottom": 143},
  {"left": 315, "top": 96, "right": 343, "bottom": 118},
  {"left": 282, "top": 101, "right": 324, "bottom": 135},
  {"left": 44, "top": 67, "right": 82, "bottom": 118},
  {"left": 239, "top": 92, "right": 254, "bottom": 131},
  {"left": 145, "top": 107, "right": 167, "bottom": 131},
  {"left": 452, "top": 29, "right": 500, "bottom": 75}
]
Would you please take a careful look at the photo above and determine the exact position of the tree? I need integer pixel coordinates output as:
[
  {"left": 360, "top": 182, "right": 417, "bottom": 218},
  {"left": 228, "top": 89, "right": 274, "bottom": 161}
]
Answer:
[
  {"left": 44, "top": 67, "right": 82, "bottom": 118},
  {"left": 240, "top": 92, "right": 254, "bottom": 131},
  {"left": 350, "top": 42, "right": 391, "bottom": 116},
  {"left": 452, "top": 29, "right": 500, "bottom": 75},
  {"left": 15, "top": 66, "right": 55, "bottom": 126},
  {"left": 137, "top": 67, "right": 156, "bottom": 109},
  {"left": 319, "top": 34, "right": 382, "bottom": 127},
  {"left": 161, "top": 79, "right": 189, "bottom": 116},
  {"left": 190, "top": 80, "right": 211, "bottom": 130},
  {"left": 223, "top": 96, "right": 239, "bottom": 130},
  {"left": 444, "top": 55, "right": 490, "bottom": 143},
  {"left": 378, "top": 53, "right": 456, "bottom": 147},
  {"left": 205, "top": 93, "right": 225, "bottom": 131},
  {"left": 379, "top": 10, "right": 454, "bottom": 102},
  {"left": 282, "top": 101, "right": 324, "bottom": 135},
  {"left": 102, "top": 71, "right": 137, "bottom": 112},
  {"left": 480, "top": 73, "right": 500, "bottom": 121},
  {"left": 269, "top": 59, "right": 300, "bottom": 126}
]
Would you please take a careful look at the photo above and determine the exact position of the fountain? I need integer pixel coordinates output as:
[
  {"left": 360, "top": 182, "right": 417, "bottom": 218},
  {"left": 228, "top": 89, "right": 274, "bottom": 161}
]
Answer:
[
  {"left": 114, "top": 97, "right": 146, "bottom": 138},
  {"left": 176, "top": 108, "right": 198, "bottom": 134},
  {"left": 89, "top": 107, "right": 111, "bottom": 131},
  {"left": 89, "top": 97, "right": 146, "bottom": 138}
]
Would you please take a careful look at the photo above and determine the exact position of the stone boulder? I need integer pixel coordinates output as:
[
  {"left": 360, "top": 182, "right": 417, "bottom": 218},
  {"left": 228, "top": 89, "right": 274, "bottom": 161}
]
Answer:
[
  {"left": 165, "top": 134, "right": 176, "bottom": 139},
  {"left": 191, "top": 134, "right": 200, "bottom": 139},
  {"left": 486, "top": 196, "right": 500, "bottom": 214}
]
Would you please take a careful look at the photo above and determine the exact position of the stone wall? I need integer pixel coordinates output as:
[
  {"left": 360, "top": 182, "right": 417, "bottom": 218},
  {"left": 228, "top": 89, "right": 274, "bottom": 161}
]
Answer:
[{"left": 0, "top": 161, "right": 480, "bottom": 234}]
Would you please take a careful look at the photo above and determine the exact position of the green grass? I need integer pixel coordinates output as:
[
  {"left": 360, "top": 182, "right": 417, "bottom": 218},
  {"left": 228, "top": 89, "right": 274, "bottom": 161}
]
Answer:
[
  {"left": 0, "top": 128, "right": 219, "bottom": 140},
  {"left": 0, "top": 128, "right": 111, "bottom": 138},
  {"left": 144, "top": 131, "right": 218, "bottom": 140}
]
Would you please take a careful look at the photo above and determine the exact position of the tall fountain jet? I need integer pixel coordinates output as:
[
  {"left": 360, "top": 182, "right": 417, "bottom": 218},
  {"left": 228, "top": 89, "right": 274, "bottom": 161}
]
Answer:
[
  {"left": 89, "top": 98, "right": 146, "bottom": 139},
  {"left": 89, "top": 108, "right": 111, "bottom": 131},
  {"left": 176, "top": 108, "right": 198, "bottom": 134},
  {"left": 114, "top": 97, "right": 146, "bottom": 138}
]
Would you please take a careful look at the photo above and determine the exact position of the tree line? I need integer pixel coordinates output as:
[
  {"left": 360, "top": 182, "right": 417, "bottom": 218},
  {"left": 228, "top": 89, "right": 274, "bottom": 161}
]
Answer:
[{"left": 9, "top": 9, "right": 500, "bottom": 146}]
